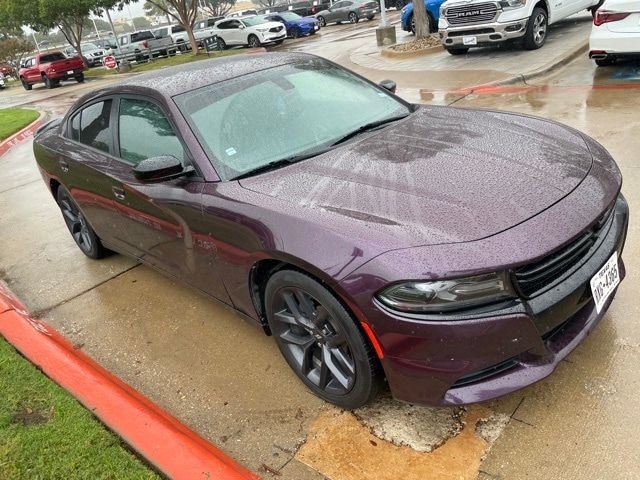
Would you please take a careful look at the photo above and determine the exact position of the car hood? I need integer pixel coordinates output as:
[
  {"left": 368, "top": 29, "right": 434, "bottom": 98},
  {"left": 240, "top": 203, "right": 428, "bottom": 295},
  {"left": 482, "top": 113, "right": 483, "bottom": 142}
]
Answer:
[
  {"left": 256, "top": 21, "right": 286, "bottom": 29},
  {"left": 239, "top": 106, "right": 594, "bottom": 247}
]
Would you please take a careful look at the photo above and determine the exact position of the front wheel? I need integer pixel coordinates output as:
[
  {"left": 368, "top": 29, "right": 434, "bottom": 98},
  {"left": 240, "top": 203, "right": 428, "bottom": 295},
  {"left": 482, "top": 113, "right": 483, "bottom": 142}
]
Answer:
[
  {"left": 366, "top": 14, "right": 374, "bottom": 20},
  {"left": 21, "top": 78, "right": 32, "bottom": 91},
  {"left": 446, "top": 47, "right": 469, "bottom": 55},
  {"left": 265, "top": 270, "right": 382, "bottom": 409},
  {"left": 291, "top": 27, "right": 301, "bottom": 38},
  {"left": 75, "top": 73, "right": 84, "bottom": 83},
  {"left": 217, "top": 37, "right": 227, "bottom": 50},
  {"left": 522, "top": 7, "right": 548, "bottom": 50},
  {"left": 317, "top": 16, "right": 326, "bottom": 27},
  {"left": 348, "top": 12, "right": 359, "bottom": 23},
  {"left": 248, "top": 34, "right": 261, "bottom": 48},
  {"left": 56, "top": 186, "right": 109, "bottom": 259}
]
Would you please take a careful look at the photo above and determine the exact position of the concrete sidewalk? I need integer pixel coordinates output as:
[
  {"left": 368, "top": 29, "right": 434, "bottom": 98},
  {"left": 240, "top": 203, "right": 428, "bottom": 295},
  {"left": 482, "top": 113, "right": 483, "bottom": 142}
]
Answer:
[{"left": 349, "top": 12, "right": 593, "bottom": 86}]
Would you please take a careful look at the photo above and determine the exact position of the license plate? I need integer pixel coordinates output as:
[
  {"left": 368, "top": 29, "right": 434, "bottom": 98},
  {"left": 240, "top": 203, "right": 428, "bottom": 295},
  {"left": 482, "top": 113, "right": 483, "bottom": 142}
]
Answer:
[
  {"left": 314, "top": 25, "right": 319, "bottom": 29},
  {"left": 67, "top": 70, "right": 74, "bottom": 74},
  {"left": 590, "top": 251, "right": 620, "bottom": 313},
  {"left": 463, "top": 36, "right": 477, "bottom": 46}
]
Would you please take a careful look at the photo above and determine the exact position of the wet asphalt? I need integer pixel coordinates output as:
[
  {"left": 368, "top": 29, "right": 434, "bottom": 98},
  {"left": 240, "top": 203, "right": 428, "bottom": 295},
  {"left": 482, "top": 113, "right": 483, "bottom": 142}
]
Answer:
[{"left": 1, "top": 19, "right": 639, "bottom": 479}]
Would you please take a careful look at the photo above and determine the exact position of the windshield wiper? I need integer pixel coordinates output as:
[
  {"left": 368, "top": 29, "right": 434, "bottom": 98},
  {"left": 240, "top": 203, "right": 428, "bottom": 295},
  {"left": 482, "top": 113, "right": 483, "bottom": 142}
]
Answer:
[
  {"left": 330, "top": 114, "right": 410, "bottom": 147},
  {"left": 232, "top": 147, "right": 331, "bottom": 180}
]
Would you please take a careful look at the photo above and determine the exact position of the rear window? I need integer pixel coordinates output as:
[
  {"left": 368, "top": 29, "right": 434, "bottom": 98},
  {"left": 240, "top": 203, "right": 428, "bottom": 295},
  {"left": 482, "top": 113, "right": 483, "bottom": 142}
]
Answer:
[
  {"left": 131, "top": 31, "right": 154, "bottom": 42},
  {"left": 40, "top": 53, "right": 66, "bottom": 63},
  {"left": 172, "top": 25, "right": 186, "bottom": 33}
]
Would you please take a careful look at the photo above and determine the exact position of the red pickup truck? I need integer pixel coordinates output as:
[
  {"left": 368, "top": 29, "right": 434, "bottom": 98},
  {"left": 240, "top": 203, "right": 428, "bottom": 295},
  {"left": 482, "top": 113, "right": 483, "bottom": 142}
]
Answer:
[{"left": 19, "top": 52, "right": 86, "bottom": 90}]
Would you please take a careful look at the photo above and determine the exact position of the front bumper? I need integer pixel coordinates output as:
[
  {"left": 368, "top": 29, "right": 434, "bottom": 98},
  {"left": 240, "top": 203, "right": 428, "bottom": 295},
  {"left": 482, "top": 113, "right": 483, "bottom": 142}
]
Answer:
[
  {"left": 261, "top": 31, "right": 287, "bottom": 43},
  {"left": 439, "top": 17, "right": 528, "bottom": 48},
  {"left": 370, "top": 195, "right": 628, "bottom": 405}
]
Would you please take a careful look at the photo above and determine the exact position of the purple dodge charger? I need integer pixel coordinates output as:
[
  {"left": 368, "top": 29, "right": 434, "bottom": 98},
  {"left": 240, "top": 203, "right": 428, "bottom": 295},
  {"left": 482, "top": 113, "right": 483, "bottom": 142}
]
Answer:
[{"left": 33, "top": 53, "right": 628, "bottom": 408}]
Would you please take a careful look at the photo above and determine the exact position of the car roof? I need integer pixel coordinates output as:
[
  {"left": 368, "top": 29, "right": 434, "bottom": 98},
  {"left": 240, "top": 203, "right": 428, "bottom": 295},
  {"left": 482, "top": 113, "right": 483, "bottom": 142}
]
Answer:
[{"left": 101, "top": 52, "right": 317, "bottom": 98}]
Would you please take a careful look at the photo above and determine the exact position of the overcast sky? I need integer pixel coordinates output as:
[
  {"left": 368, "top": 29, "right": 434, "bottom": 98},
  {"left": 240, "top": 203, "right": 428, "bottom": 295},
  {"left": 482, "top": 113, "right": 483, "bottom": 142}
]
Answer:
[{"left": 96, "top": 0, "right": 147, "bottom": 21}]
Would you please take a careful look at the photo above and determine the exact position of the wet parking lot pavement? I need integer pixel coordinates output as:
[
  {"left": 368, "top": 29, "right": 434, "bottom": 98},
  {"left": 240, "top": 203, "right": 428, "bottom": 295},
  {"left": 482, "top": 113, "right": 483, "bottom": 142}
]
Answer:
[{"left": 1, "top": 32, "right": 639, "bottom": 479}]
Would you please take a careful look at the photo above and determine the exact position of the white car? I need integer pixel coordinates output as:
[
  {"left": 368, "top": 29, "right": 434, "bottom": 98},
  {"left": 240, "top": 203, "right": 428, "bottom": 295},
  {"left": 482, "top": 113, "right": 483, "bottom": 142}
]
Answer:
[
  {"left": 153, "top": 24, "right": 191, "bottom": 50},
  {"left": 63, "top": 42, "right": 107, "bottom": 67},
  {"left": 0, "top": 73, "right": 5, "bottom": 89},
  {"left": 589, "top": 0, "right": 640, "bottom": 66},
  {"left": 213, "top": 16, "right": 286, "bottom": 49}
]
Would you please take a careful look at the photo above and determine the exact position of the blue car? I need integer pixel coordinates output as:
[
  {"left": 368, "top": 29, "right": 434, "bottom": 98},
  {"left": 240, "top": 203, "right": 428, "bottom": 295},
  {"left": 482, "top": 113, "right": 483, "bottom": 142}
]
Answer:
[
  {"left": 400, "top": 0, "right": 446, "bottom": 34},
  {"left": 262, "top": 12, "right": 320, "bottom": 38}
]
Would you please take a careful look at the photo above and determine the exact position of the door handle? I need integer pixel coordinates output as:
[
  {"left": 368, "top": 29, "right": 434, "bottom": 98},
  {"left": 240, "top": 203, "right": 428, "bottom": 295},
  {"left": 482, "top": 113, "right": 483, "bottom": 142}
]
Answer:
[
  {"left": 112, "top": 186, "right": 125, "bottom": 200},
  {"left": 59, "top": 160, "right": 69, "bottom": 173}
]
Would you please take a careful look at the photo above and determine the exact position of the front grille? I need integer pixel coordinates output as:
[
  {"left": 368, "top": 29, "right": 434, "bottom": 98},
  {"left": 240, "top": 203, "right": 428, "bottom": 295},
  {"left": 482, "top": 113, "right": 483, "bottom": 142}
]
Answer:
[
  {"left": 448, "top": 27, "right": 495, "bottom": 37},
  {"left": 445, "top": 2, "right": 499, "bottom": 25},
  {"left": 452, "top": 357, "right": 518, "bottom": 387},
  {"left": 269, "top": 26, "right": 283, "bottom": 32},
  {"left": 514, "top": 206, "right": 614, "bottom": 297}
]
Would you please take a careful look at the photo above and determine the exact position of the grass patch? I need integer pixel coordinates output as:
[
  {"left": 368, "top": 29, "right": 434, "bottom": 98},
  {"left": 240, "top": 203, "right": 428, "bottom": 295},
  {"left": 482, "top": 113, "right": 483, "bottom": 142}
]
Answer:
[
  {"left": 0, "top": 108, "right": 39, "bottom": 141},
  {"left": 85, "top": 50, "right": 243, "bottom": 78},
  {"left": 0, "top": 338, "right": 160, "bottom": 479}
]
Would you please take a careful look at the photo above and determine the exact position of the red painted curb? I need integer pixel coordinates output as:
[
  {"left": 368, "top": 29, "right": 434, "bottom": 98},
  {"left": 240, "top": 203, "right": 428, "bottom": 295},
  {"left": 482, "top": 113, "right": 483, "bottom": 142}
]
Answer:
[
  {"left": 0, "top": 113, "right": 43, "bottom": 158},
  {"left": 0, "top": 286, "right": 260, "bottom": 480}
]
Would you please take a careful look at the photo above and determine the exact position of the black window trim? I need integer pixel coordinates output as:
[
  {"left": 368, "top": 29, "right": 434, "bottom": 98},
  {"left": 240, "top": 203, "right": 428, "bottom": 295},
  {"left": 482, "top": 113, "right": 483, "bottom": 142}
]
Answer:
[
  {"left": 112, "top": 93, "right": 203, "bottom": 179},
  {"left": 64, "top": 96, "right": 118, "bottom": 157}
]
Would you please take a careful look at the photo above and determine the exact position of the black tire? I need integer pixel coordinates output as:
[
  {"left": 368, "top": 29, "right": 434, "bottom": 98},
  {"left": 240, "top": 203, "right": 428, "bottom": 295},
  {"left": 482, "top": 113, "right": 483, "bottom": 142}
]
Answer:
[
  {"left": 595, "top": 57, "right": 615, "bottom": 67},
  {"left": 291, "top": 27, "right": 301, "bottom": 38},
  {"left": 410, "top": 15, "right": 415, "bottom": 34},
  {"left": 75, "top": 73, "right": 84, "bottom": 83},
  {"left": 522, "top": 7, "right": 548, "bottom": 50},
  {"left": 348, "top": 11, "right": 359, "bottom": 23},
  {"left": 265, "top": 270, "right": 382, "bottom": 409},
  {"left": 367, "top": 14, "right": 374, "bottom": 20},
  {"left": 56, "top": 186, "right": 109, "bottom": 260},
  {"left": 248, "top": 34, "right": 261, "bottom": 48},
  {"left": 446, "top": 47, "right": 469, "bottom": 55},
  {"left": 395, "top": 0, "right": 404, "bottom": 9},
  {"left": 21, "top": 78, "right": 32, "bottom": 91},
  {"left": 43, "top": 75, "right": 54, "bottom": 89},
  {"left": 217, "top": 37, "right": 227, "bottom": 50},
  {"left": 318, "top": 16, "right": 326, "bottom": 27}
]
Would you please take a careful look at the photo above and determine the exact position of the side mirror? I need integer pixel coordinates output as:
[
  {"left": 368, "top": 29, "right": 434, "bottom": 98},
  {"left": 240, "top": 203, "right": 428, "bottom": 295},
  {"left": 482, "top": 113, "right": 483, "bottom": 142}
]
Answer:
[
  {"left": 132, "top": 155, "right": 192, "bottom": 182},
  {"left": 239, "top": 24, "right": 245, "bottom": 29},
  {"left": 379, "top": 79, "right": 397, "bottom": 94}
]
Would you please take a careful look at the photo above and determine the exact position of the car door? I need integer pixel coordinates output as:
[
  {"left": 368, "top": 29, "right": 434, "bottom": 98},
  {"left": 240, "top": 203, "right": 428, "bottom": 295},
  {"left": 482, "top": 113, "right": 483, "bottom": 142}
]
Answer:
[
  {"left": 118, "top": 35, "right": 131, "bottom": 55},
  {"left": 23, "top": 58, "right": 38, "bottom": 83},
  {"left": 106, "top": 95, "right": 231, "bottom": 302},
  {"left": 339, "top": 1, "right": 354, "bottom": 20},
  {"left": 55, "top": 98, "right": 133, "bottom": 253}
]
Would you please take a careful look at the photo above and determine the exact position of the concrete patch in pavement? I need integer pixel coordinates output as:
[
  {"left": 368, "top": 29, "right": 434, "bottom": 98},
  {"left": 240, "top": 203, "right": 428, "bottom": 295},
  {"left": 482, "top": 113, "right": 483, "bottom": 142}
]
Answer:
[{"left": 297, "top": 404, "right": 508, "bottom": 480}]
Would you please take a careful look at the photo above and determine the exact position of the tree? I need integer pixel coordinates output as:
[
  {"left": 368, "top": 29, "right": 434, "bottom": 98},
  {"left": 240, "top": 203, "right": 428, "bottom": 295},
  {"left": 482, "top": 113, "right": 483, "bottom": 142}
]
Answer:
[
  {"left": 132, "top": 16, "right": 152, "bottom": 28},
  {"left": 0, "top": 37, "right": 34, "bottom": 78},
  {"left": 412, "top": 0, "right": 430, "bottom": 39},
  {"left": 252, "top": 0, "right": 278, "bottom": 8},
  {"left": 144, "top": 0, "right": 173, "bottom": 24},
  {"left": 144, "top": 0, "right": 200, "bottom": 52},
  {"left": 201, "top": 0, "right": 236, "bottom": 17},
  {"left": 1, "top": 0, "right": 127, "bottom": 63}
]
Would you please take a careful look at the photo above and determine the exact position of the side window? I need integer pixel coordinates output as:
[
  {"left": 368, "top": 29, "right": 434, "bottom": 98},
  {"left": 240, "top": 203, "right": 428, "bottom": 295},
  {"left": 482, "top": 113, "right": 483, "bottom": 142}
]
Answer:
[
  {"left": 218, "top": 21, "right": 230, "bottom": 29},
  {"left": 230, "top": 20, "right": 241, "bottom": 28},
  {"left": 118, "top": 98, "right": 185, "bottom": 166},
  {"left": 78, "top": 100, "right": 113, "bottom": 153},
  {"left": 70, "top": 113, "right": 80, "bottom": 141}
]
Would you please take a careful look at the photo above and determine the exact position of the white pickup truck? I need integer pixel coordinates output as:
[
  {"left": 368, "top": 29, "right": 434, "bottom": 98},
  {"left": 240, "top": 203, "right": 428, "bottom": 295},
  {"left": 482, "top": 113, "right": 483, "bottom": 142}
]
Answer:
[{"left": 439, "top": 0, "right": 599, "bottom": 54}]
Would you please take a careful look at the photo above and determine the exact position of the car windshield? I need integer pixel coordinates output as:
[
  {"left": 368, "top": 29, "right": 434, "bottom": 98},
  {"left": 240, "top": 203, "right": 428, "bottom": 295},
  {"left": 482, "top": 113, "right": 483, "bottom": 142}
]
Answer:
[
  {"left": 280, "top": 12, "right": 302, "bottom": 20},
  {"left": 241, "top": 16, "right": 267, "bottom": 26},
  {"left": 174, "top": 60, "right": 410, "bottom": 180},
  {"left": 81, "top": 43, "right": 99, "bottom": 50}
]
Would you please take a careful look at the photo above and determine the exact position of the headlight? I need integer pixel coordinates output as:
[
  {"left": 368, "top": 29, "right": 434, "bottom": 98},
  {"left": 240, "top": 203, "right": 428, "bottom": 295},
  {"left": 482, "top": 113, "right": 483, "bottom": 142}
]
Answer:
[
  {"left": 256, "top": 27, "right": 269, "bottom": 32},
  {"left": 500, "top": 0, "right": 526, "bottom": 9},
  {"left": 376, "top": 272, "right": 515, "bottom": 313},
  {"left": 401, "top": 5, "right": 407, "bottom": 13}
]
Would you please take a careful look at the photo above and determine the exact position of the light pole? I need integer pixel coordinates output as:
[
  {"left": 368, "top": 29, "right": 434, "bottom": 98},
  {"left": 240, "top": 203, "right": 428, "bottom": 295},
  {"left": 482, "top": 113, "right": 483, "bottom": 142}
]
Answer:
[
  {"left": 379, "top": 0, "right": 389, "bottom": 27},
  {"left": 32, "top": 32, "right": 41, "bottom": 52},
  {"left": 91, "top": 18, "right": 102, "bottom": 40},
  {"left": 375, "top": 0, "right": 396, "bottom": 46},
  {"left": 127, "top": 5, "right": 138, "bottom": 31}
]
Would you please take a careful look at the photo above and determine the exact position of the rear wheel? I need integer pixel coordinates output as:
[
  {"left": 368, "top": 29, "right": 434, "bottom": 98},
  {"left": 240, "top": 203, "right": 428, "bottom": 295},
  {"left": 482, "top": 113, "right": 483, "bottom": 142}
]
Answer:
[
  {"left": 317, "top": 16, "right": 326, "bottom": 27},
  {"left": 56, "top": 186, "right": 108, "bottom": 259},
  {"left": 395, "top": 0, "right": 404, "bottom": 9},
  {"left": 446, "top": 47, "right": 469, "bottom": 55},
  {"left": 265, "top": 270, "right": 382, "bottom": 409},
  {"left": 522, "top": 7, "right": 547, "bottom": 50},
  {"left": 43, "top": 75, "right": 55, "bottom": 89},
  {"left": 248, "top": 34, "right": 261, "bottom": 48},
  {"left": 217, "top": 37, "right": 227, "bottom": 50},
  {"left": 75, "top": 73, "right": 84, "bottom": 83},
  {"left": 348, "top": 12, "right": 359, "bottom": 23}
]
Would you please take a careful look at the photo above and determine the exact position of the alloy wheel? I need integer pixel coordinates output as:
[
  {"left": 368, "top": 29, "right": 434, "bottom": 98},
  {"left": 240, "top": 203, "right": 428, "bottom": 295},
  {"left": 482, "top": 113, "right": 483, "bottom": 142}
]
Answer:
[
  {"left": 349, "top": 12, "right": 358, "bottom": 23},
  {"left": 271, "top": 286, "right": 356, "bottom": 395},
  {"left": 533, "top": 13, "right": 547, "bottom": 45},
  {"left": 59, "top": 192, "right": 93, "bottom": 254}
]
